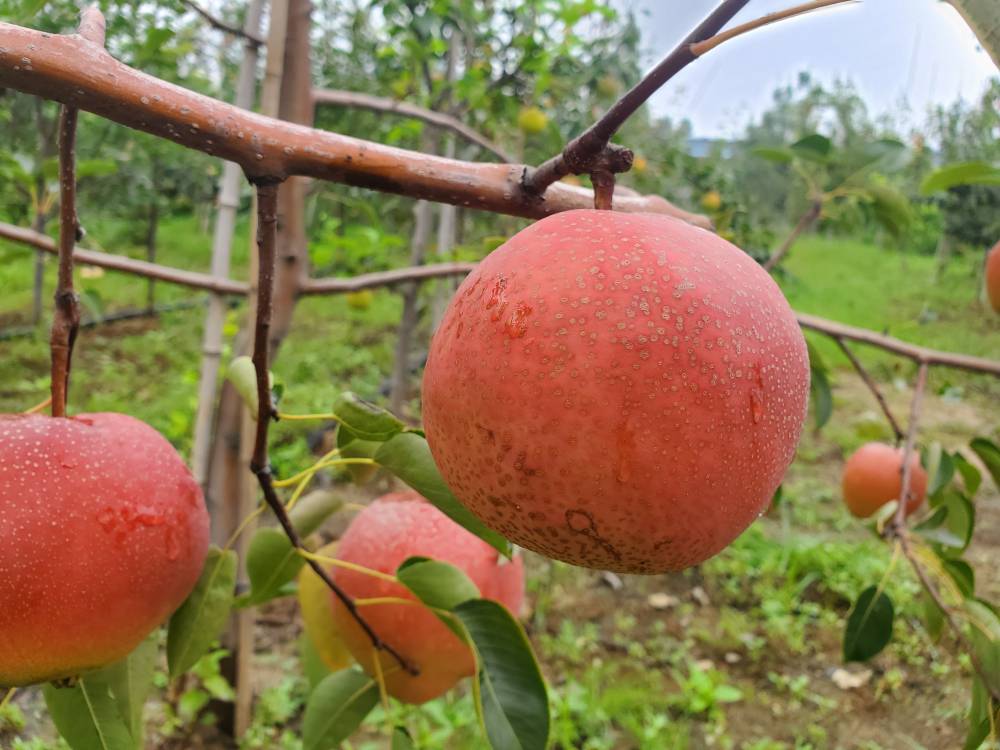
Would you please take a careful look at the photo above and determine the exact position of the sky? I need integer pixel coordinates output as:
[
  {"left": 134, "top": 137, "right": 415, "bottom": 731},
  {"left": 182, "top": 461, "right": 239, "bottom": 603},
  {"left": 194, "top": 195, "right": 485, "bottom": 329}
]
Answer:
[{"left": 624, "top": 0, "right": 999, "bottom": 138}]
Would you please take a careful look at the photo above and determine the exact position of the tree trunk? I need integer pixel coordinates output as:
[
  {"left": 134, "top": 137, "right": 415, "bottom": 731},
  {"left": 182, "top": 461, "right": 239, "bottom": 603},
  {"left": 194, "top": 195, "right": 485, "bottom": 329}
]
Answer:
[
  {"left": 190, "top": 0, "right": 265, "bottom": 493},
  {"left": 145, "top": 199, "right": 158, "bottom": 312},
  {"left": 389, "top": 198, "right": 434, "bottom": 416}
]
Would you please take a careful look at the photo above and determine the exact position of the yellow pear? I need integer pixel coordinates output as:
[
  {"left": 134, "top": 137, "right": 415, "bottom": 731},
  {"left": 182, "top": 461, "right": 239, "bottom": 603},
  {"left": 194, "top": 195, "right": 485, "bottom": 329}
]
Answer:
[{"left": 297, "top": 542, "right": 353, "bottom": 673}]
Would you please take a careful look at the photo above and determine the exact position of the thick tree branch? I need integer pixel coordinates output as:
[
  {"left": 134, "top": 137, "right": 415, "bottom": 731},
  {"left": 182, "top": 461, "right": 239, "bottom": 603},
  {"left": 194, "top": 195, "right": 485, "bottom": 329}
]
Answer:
[
  {"left": 247, "top": 182, "right": 416, "bottom": 676},
  {"left": 313, "top": 89, "right": 514, "bottom": 162},
  {"left": 0, "top": 222, "right": 250, "bottom": 295},
  {"left": 834, "top": 338, "right": 905, "bottom": 444},
  {"left": 181, "top": 0, "right": 265, "bottom": 46},
  {"left": 0, "top": 20, "right": 700, "bottom": 224},
  {"left": 49, "top": 104, "right": 81, "bottom": 418}
]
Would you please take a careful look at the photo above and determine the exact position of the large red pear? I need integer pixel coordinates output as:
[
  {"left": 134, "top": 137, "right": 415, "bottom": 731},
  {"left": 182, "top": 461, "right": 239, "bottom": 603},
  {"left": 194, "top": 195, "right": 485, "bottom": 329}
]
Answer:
[
  {"left": 422, "top": 210, "right": 809, "bottom": 573},
  {"left": 0, "top": 412, "right": 209, "bottom": 686}
]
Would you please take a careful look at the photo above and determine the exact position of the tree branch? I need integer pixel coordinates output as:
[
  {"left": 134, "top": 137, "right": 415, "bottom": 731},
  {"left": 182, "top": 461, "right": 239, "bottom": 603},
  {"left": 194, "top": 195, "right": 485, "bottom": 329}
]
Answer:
[
  {"left": 798, "top": 313, "right": 1000, "bottom": 376},
  {"left": 247, "top": 182, "right": 417, "bottom": 677},
  {"left": 300, "top": 261, "right": 476, "bottom": 295},
  {"left": 523, "top": 0, "right": 751, "bottom": 195},
  {"left": 889, "top": 362, "right": 928, "bottom": 531},
  {"left": 763, "top": 199, "right": 822, "bottom": 272},
  {"left": 690, "top": 0, "right": 856, "bottom": 56},
  {"left": 181, "top": 0, "right": 265, "bottom": 46},
  {"left": 0, "top": 222, "right": 250, "bottom": 296},
  {"left": 0, "top": 19, "right": 702, "bottom": 225},
  {"left": 313, "top": 88, "right": 514, "bottom": 163},
  {"left": 834, "top": 338, "right": 905, "bottom": 443},
  {"left": 897, "top": 531, "right": 1000, "bottom": 704},
  {"left": 49, "top": 104, "right": 81, "bottom": 418}
]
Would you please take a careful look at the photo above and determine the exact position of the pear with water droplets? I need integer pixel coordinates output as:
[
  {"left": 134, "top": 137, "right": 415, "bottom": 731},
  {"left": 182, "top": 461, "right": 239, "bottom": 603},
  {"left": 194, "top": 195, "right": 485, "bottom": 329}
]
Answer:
[
  {"left": 422, "top": 210, "right": 810, "bottom": 573},
  {"left": 0, "top": 412, "right": 209, "bottom": 687}
]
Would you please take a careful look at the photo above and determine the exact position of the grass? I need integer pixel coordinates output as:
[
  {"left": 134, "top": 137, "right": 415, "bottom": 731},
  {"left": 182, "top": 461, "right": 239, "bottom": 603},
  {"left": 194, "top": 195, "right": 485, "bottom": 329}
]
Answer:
[{"left": 1, "top": 218, "right": 997, "bottom": 749}]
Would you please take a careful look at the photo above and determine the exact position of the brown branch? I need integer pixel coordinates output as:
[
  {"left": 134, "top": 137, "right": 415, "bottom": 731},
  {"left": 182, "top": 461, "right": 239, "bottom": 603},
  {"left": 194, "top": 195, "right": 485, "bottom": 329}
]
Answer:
[
  {"left": 834, "top": 338, "right": 905, "bottom": 444},
  {"left": 312, "top": 89, "right": 514, "bottom": 163},
  {"left": 797, "top": 313, "right": 1000, "bottom": 376},
  {"left": 763, "top": 200, "right": 822, "bottom": 272},
  {"left": 691, "top": 0, "right": 856, "bottom": 56},
  {"left": 77, "top": 4, "right": 106, "bottom": 46},
  {"left": 523, "top": 0, "right": 751, "bottom": 195},
  {"left": 49, "top": 105, "right": 81, "bottom": 418},
  {"left": 181, "top": 0, "right": 265, "bottom": 46},
  {"left": 889, "top": 362, "right": 928, "bottom": 531},
  {"left": 300, "top": 261, "right": 477, "bottom": 295},
  {"left": 0, "top": 222, "right": 250, "bottom": 296},
  {"left": 247, "top": 182, "right": 417, "bottom": 677},
  {"left": 898, "top": 531, "right": 1000, "bottom": 704},
  {"left": 0, "top": 20, "right": 703, "bottom": 226}
]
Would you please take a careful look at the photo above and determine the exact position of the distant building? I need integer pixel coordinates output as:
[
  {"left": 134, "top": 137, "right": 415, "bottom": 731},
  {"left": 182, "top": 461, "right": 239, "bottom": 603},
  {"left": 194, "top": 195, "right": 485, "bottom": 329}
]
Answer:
[{"left": 687, "top": 137, "right": 736, "bottom": 158}]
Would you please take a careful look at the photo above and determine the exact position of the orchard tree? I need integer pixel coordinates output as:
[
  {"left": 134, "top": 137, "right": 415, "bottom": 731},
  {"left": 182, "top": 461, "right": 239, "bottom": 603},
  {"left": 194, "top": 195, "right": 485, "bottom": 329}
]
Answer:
[{"left": 1, "top": 2, "right": 1000, "bottom": 750}]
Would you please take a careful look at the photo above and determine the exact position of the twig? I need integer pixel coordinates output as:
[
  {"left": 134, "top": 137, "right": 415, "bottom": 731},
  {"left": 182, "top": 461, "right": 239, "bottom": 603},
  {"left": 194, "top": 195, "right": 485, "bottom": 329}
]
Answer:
[
  {"left": 798, "top": 313, "right": 1000, "bottom": 376},
  {"left": 522, "top": 0, "right": 751, "bottom": 195},
  {"left": 181, "top": 0, "right": 265, "bottom": 46},
  {"left": 246, "top": 181, "right": 417, "bottom": 677},
  {"left": 834, "top": 338, "right": 905, "bottom": 444},
  {"left": 300, "top": 261, "right": 476, "bottom": 295},
  {"left": 690, "top": 0, "right": 856, "bottom": 56},
  {"left": 312, "top": 89, "right": 513, "bottom": 162},
  {"left": 763, "top": 200, "right": 822, "bottom": 272},
  {"left": 897, "top": 531, "right": 1000, "bottom": 703},
  {"left": 0, "top": 222, "right": 249, "bottom": 295},
  {"left": 889, "top": 362, "right": 929, "bottom": 532},
  {"left": 48, "top": 104, "right": 81, "bottom": 418}
]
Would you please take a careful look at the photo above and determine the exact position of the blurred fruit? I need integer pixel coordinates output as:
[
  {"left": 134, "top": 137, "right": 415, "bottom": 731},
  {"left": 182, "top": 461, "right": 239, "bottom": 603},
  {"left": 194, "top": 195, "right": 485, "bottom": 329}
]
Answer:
[
  {"left": 986, "top": 240, "right": 1000, "bottom": 313},
  {"left": 596, "top": 74, "right": 621, "bottom": 97},
  {"left": 700, "top": 190, "right": 722, "bottom": 211},
  {"left": 517, "top": 106, "right": 548, "bottom": 135},
  {"left": 842, "top": 442, "right": 927, "bottom": 519},
  {"left": 632, "top": 155, "right": 648, "bottom": 173},
  {"left": 346, "top": 290, "right": 374, "bottom": 311}
]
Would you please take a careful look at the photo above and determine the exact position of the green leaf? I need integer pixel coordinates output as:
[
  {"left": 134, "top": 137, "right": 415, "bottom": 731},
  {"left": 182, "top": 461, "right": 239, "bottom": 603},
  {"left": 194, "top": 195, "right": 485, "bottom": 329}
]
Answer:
[
  {"left": 713, "top": 684, "right": 743, "bottom": 703},
  {"left": 953, "top": 453, "right": 983, "bottom": 496},
  {"left": 301, "top": 669, "right": 379, "bottom": 750},
  {"left": 337, "top": 426, "right": 380, "bottom": 485},
  {"left": 922, "top": 592, "right": 945, "bottom": 641},
  {"left": 44, "top": 676, "right": 134, "bottom": 750},
  {"left": 392, "top": 727, "right": 416, "bottom": 750},
  {"left": 298, "top": 634, "right": 332, "bottom": 692},
  {"left": 791, "top": 133, "right": 832, "bottom": 162},
  {"left": 14, "top": 0, "right": 48, "bottom": 23},
  {"left": 964, "top": 599, "right": 1000, "bottom": 698},
  {"left": 167, "top": 547, "right": 237, "bottom": 678},
  {"left": 102, "top": 636, "right": 157, "bottom": 748},
  {"left": 454, "top": 599, "right": 549, "bottom": 750},
  {"left": 242, "top": 528, "right": 308, "bottom": 606},
  {"left": 970, "top": 437, "right": 1000, "bottom": 492},
  {"left": 915, "top": 489, "right": 974, "bottom": 551},
  {"left": 806, "top": 340, "right": 832, "bottom": 429},
  {"left": 920, "top": 161, "right": 1000, "bottom": 194},
  {"left": 865, "top": 182, "right": 911, "bottom": 238},
  {"left": 858, "top": 138, "right": 907, "bottom": 171},
  {"left": 240, "top": 492, "right": 343, "bottom": 607},
  {"left": 333, "top": 392, "right": 406, "bottom": 441},
  {"left": 843, "top": 585, "right": 894, "bottom": 662},
  {"left": 226, "top": 356, "right": 265, "bottom": 420},
  {"left": 288, "top": 490, "right": 346, "bottom": 537},
  {"left": 928, "top": 445, "right": 956, "bottom": 497},
  {"left": 751, "top": 146, "right": 794, "bottom": 164},
  {"left": 375, "top": 433, "right": 511, "bottom": 556},
  {"left": 397, "top": 557, "right": 481, "bottom": 610},
  {"left": 76, "top": 160, "right": 119, "bottom": 180},
  {"left": 941, "top": 558, "right": 975, "bottom": 597}
]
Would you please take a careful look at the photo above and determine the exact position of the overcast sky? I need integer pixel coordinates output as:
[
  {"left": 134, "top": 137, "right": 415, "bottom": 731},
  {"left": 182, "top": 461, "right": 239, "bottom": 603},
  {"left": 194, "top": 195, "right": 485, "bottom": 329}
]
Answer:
[{"left": 624, "top": 0, "right": 998, "bottom": 138}]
